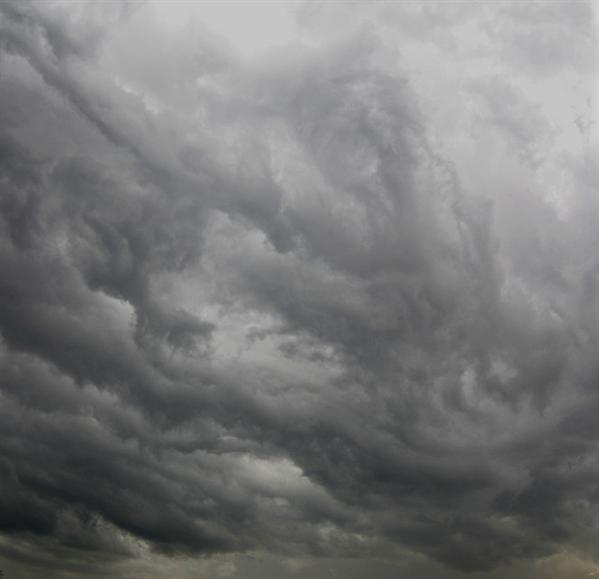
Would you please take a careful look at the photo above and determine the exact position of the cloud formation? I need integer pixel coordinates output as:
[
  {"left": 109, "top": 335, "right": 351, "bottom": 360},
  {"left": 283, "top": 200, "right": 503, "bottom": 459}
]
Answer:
[{"left": 0, "top": 1, "right": 597, "bottom": 577}]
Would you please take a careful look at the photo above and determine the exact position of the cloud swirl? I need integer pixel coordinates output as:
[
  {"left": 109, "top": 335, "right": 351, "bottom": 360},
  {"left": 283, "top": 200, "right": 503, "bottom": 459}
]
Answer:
[{"left": 0, "top": 2, "right": 597, "bottom": 577}]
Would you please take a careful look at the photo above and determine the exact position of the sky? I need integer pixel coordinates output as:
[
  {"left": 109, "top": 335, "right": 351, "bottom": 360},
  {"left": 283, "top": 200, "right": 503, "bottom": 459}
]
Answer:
[{"left": 0, "top": 1, "right": 597, "bottom": 578}]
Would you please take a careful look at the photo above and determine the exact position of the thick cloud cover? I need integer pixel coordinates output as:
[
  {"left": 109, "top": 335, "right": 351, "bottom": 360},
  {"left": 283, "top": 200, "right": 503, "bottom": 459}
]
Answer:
[{"left": 0, "top": 1, "right": 597, "bottom": 578}]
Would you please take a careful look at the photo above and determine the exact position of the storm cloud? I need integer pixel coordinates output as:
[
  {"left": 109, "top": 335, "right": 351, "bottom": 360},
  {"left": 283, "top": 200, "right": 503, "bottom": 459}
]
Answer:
[{"left": 0, "top": 2, "right": 597, "bottom": 578}]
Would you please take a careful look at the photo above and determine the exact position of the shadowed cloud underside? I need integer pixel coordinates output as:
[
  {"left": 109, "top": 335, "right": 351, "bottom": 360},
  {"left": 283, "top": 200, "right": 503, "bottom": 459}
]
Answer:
[{"left": 0, "top": 2, "right": 597, "bottom": 578}]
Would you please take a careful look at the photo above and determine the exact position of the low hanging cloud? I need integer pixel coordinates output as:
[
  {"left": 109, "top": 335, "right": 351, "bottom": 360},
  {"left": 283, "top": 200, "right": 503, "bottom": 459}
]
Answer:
[{"left": 0, "top": 1, "right": 597, "bottom": 578}]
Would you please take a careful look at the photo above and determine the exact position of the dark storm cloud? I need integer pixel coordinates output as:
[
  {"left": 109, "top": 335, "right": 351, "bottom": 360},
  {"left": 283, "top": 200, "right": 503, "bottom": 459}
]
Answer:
[{"left": 0, "top": 1, "right": 597, "bottom": 578}]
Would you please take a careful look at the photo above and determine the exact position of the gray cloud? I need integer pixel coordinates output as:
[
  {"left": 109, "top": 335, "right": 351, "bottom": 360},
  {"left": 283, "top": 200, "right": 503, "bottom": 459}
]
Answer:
[{"left": 0, "top": 1, "right": 597, "bottom": 578}]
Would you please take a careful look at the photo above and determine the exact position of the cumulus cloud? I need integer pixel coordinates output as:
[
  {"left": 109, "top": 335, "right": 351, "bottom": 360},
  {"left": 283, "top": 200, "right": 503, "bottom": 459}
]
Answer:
[{"left": 0, "top": 1, "right": 597, "bottom": 577}]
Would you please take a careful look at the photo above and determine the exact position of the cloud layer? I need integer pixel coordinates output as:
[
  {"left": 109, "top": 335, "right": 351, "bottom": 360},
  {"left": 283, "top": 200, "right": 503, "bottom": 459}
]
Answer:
[{"left": 0, "top": 1, "right": 597, "bottom": 577}]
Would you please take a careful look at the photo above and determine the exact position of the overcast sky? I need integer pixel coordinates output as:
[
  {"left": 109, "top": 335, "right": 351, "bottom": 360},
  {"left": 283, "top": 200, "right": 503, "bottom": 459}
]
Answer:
[{"left": 0, "top": 1, "right": 597, "bottom": 578}]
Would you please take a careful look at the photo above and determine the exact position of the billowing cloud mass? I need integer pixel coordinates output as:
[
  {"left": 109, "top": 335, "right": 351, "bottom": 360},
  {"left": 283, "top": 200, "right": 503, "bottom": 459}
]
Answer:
[{"left": 0, "top": 1, "right": 597, "bottom": 578}]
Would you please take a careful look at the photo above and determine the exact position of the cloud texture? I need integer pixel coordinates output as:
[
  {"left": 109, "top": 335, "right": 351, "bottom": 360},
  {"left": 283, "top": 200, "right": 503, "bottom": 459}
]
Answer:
[{"left": 0, "top": 1, "right": 597, "bottom": 577}]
